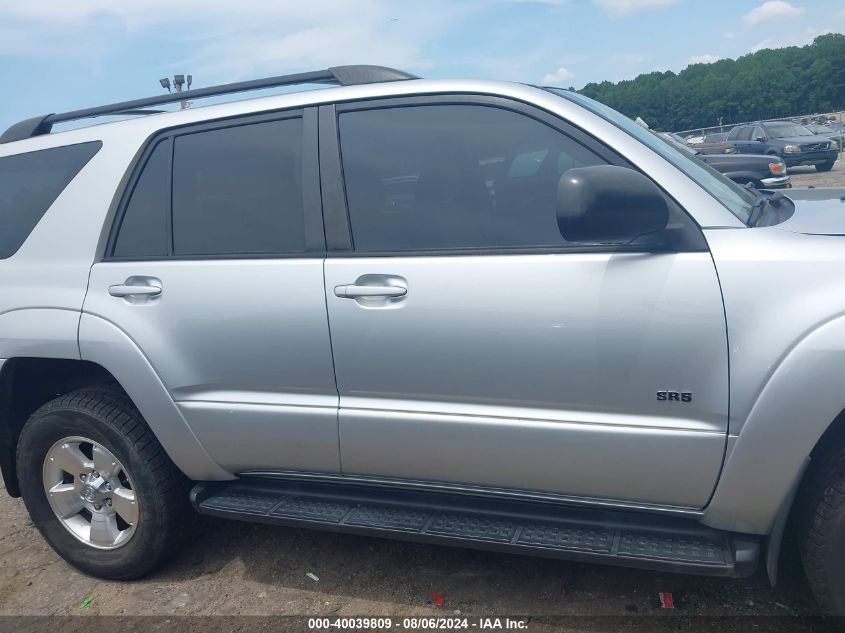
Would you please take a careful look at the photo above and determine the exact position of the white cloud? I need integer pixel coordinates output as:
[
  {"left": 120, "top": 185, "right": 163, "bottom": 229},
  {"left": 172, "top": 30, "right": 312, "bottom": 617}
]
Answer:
[
  {"left": 542, "top": 66, "right": 574, "bottom": 84},
  {"left": 751, "top": 38, "right": 777, "bottom": 52},
  {"left": 751, "top": 26, "right": 832, "bottom": 52},
  {"left": 0, "top": 0, "right": 470, "bottom": 79},
  {"left": 743, "top": 1, "right": 805, "bottom": 27},
  {"left": 688, "top": 54, "right": 719, "bottom": 65},
  {"left": 592, "top": 0, "right": 681, "bottom": 16}
]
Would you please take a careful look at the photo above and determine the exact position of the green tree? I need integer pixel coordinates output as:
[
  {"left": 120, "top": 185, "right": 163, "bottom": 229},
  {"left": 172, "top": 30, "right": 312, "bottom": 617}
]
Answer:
[{"left": 578, "top": 34, "right": 845, "bottom": 130}]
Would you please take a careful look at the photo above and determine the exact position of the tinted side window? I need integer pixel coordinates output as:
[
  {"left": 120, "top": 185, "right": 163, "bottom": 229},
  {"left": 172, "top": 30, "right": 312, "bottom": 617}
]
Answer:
[
  {"left": 172, "top": 118, "right": 305, "bottom": 256},
  {"left": 0, "top": 141, "right": 101, "bottom": 259},
  {"left": 737, "top": 127, "right": 753, "bottom": 141},
  {"left": 339, "top": 105, "right": 605, "bottom": 252},
  {"left": 113, "top": 140, "right": 170, "bottom": 258}
]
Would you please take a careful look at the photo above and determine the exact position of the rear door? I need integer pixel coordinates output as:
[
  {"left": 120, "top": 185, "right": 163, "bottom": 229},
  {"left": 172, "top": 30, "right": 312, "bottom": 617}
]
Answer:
[
  {"left": 731, "top": 126, "right": 753, "bottom": 153},
  {"left": 748, "top": 126, "right": 768, "bottom": 154},
  {"left": 321, "top": 97, "right": 729, "bottom": 509},
  {"left": 84, "top": 109, "right": 340, "bottom": 475}
]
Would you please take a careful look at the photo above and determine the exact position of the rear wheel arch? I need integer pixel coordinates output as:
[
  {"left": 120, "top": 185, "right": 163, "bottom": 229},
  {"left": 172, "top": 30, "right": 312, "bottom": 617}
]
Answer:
[
  {"left": 77, "top": 312, "right": 232, "bottom": 482},
  {"left": 0, "top": 358, "right": 120, "bottom": 496}
]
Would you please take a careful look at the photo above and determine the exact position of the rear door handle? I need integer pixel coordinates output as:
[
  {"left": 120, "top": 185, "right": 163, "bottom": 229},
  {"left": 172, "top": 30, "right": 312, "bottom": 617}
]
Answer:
[
  {"left": 334, "top": 284, "right": 407, "bottom": 299},
  {"left": 109, "top": 282, "right": 162, "bottom": 298}
]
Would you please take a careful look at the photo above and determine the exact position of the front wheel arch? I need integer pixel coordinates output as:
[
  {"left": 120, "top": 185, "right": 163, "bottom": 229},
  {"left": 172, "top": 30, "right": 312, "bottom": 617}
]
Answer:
[{"left": 703, "top": 315, "right": 845, "bottom": 535}]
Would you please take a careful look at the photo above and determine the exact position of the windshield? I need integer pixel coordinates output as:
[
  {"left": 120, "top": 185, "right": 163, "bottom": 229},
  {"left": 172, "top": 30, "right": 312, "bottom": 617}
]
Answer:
[
  {"left": 767, "top": 123, "right": 814, "bottom": 138},
  {"left": 544, "top": 88, "right": 755, "bottom": 223}
]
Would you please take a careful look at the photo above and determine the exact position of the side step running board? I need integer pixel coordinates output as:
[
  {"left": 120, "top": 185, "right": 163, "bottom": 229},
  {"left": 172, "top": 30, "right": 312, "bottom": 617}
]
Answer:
[{"left": 191, "top": 479, "right": 759, "bottom": 578}]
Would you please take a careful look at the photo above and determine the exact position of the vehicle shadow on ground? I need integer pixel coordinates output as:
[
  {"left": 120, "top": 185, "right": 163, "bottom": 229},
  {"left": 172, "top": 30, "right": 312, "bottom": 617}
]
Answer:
[{"left": 150, "top": 514, "right": 827, "bottom": 626}]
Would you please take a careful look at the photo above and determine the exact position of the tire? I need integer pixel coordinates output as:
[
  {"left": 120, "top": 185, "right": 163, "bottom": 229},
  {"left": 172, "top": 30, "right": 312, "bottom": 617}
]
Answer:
[
  {"left": 816, "top": 160, "right": 836, "bottom": 172},
  {"left": 16, "top": 387, "right": 190, "bottom": 579},
  {"left": 798, "top": 441, "right": 845, "bottom": 614}
]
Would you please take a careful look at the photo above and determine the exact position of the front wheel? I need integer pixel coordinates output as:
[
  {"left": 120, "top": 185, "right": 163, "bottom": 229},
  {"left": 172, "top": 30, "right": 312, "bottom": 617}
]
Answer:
[
  {"left": 816, "top": 160, "right": 836, "bottom": 172},
  {"left": 16, "top": 388, "right": 190, "bottom": 579},
  {"left": 799, "top": 441, "right": 845, "bottom": 614}
]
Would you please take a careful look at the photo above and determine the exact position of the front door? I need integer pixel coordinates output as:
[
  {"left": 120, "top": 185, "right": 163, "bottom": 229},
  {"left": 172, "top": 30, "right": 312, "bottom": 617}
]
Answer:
[
  {"left": 84, "top": 110, "right": 340, "bottom": 475},
  {"left": 322, "top": 99, "right": 729, "bottom": 509}
]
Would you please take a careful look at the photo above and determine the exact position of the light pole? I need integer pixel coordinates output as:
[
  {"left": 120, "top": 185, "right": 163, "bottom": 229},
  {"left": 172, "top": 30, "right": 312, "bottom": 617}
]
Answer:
[{"left": 159, "top": 74, "right": 193, "bottom": 109}]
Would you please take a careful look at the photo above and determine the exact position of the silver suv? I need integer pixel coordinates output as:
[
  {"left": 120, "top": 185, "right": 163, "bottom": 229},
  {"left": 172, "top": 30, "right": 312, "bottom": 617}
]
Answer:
[{"left": 2, "top": 66, "right": 845, "bottom": 611}]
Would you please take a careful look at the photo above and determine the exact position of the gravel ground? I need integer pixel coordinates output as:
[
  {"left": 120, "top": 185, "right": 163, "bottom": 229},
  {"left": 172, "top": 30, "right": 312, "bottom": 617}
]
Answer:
[
  {"left": 0, "top": 482, "right": 838, "bottom": 632},
  {"left": 3, "top": 157, "right": 845, "bottom": 633},
  {"left": 788, "top": 156, "right": 845, "bottom": 188}
]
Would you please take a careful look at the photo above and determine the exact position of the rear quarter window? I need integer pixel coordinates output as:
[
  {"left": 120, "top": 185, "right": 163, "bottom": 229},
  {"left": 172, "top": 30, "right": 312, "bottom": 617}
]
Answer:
[{"left": 0, "top": 141, "right": 101, "bottom": 259}]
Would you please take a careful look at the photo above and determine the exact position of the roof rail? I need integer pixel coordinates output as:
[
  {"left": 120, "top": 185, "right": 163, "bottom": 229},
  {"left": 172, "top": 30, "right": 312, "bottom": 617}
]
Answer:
[{"left": 0, "top": 65, "right": 418, "bottom": 144}]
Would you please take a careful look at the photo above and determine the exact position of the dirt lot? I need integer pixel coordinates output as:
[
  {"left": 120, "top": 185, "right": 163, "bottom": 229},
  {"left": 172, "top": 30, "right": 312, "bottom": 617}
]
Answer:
[
  {"left": 3, "top": 158, "right": 845, "bottom": 633},
  {"left": 788, "top": 155, "right": 845, "bottom": 187},
  {"left": 0, "top": 481, "right": 838, "bottom": 633}
]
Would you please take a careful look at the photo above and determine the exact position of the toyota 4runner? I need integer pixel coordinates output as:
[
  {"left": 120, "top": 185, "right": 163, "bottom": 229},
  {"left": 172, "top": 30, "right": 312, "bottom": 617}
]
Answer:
[{"left": 3, "top": 66, "right": 845, "bottom": 613}]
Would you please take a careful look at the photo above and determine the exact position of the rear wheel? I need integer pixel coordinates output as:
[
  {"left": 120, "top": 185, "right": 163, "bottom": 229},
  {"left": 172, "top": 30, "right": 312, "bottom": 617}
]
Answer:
[
  {"left": 799, "top": 441, "right": 845, "bottom": 614},
  {"left": 816, "top": 160, "right": 836, "bottom": 172},
  {"left": 16, "top": 388, "right": 190, "bottom": 579}
]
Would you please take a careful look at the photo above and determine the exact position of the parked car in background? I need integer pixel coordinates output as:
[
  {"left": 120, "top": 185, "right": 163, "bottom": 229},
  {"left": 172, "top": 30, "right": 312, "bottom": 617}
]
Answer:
[
  {"left": 727, "top": 121, "right": 838, "bottom": 171},
  {"left": 698, "top": 152, "right": 789, "bottom": 189},
  {"left": 804, "top": 122, "right": 843, "bottom": 151},
  {"left": 661, "top": 132, "right": 735, "bottom": 155},
  {"left": 660, "top": 133, "right": 789, "bottom": 188}
]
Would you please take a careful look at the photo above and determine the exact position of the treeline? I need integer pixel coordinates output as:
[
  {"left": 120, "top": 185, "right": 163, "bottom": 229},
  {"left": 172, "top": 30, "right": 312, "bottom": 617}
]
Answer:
[{"left": 578, "top": 34, "right": 845, "bottom": 131}]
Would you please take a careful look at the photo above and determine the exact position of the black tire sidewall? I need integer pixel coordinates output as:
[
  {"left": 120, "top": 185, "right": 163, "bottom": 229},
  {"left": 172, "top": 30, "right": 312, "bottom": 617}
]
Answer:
[
  {"left": 817, "top": 516, "right": 845, "bottom": 614},
  {"left": 17, "top": 406, "right": 171, "bottom": 579}
]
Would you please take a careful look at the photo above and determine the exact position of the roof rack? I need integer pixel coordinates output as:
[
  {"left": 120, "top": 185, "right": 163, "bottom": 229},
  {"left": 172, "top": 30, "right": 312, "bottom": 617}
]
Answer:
[{"left": 0, "top": 65, "right": 418, "bottom": 144}]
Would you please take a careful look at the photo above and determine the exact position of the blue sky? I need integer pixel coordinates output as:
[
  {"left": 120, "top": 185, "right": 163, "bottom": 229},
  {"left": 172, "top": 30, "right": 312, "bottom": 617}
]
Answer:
[{"left": 1, "top": 0, "right": 843, "bottom": 131}]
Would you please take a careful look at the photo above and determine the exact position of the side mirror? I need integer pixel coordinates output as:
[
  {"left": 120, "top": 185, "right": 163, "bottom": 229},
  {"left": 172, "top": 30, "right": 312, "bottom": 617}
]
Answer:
[{"left": 556, "top": 165, "right": 669, "bottom": 244}]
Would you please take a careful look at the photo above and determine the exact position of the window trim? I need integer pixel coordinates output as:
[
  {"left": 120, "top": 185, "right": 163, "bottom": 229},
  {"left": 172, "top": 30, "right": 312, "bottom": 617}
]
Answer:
[
  {"left": 320, "top": 95, "right": 707, "bottom": 257},
  {"left": 103, "top": 107, "right": 324, "bottom": 262}
]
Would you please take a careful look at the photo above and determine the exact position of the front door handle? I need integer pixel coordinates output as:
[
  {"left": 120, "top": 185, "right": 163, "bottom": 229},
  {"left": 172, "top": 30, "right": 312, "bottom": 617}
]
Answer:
[{"left": 334, "top": 284, "right": 407, "bottom": 299}]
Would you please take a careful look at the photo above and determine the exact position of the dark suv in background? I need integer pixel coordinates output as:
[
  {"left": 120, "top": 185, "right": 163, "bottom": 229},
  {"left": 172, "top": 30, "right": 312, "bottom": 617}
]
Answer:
[
  {"left": 727, "top": 121, "right": 838, "bottom": 171},
  {"left": 659, "top": 132, "right": 789, "bottom": 188}
]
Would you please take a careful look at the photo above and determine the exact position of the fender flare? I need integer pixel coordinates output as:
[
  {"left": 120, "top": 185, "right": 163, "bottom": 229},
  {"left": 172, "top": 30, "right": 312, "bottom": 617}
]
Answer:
[
  {"left": 0, "top": 308, "right": 83, "bottom": 496},
  {"left": 78, "top": 312, "right": 233, "bottom": 481},
  {"left": 703, "top": 315, "right": 845, "bottom": 534}
]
